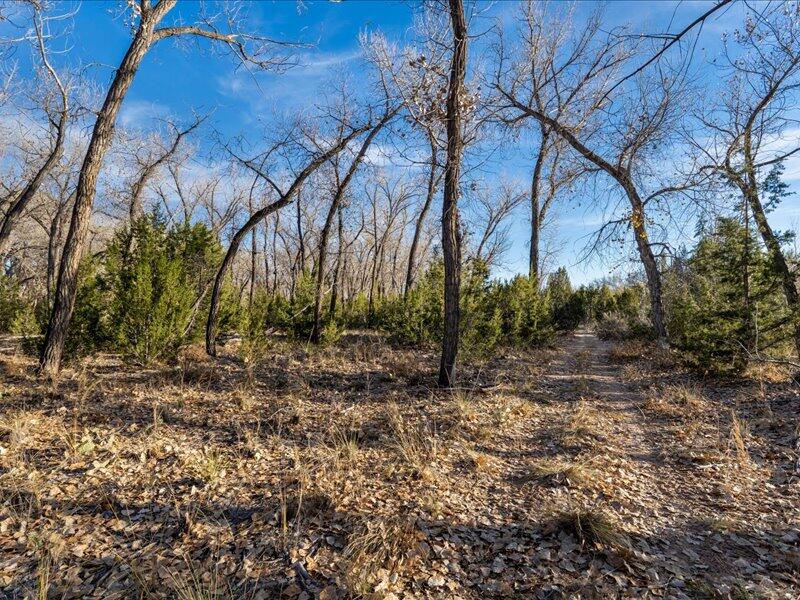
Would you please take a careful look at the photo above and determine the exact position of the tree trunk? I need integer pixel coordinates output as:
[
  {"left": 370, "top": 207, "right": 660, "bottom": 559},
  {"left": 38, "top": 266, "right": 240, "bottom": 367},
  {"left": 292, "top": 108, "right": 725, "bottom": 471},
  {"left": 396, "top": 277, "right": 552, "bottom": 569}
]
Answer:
[
  {"left": 39, "top": 3, "right": 175, "bottom": 375},
  {"left": 329, "top": 204, "right": 344, "bottom": 317},
  {"left": 0, "top": 114, "right": 67, "bottom": 259},
  {"left": 746, "top": 184, "right": 800, "bottom": 356},
  {"left": 438, "top": 0, "right": 468, "bottom": 388},
  {"left": 741, "top": 131, "right": 800, "bottom": 358},
  {"left": 405, "top": 133, "right": 439, "bottom": 296},
  {"left": 296, "top": 191, "right": 306, "bottom": 274},
  {"left": 503, "top": 101, "right": 668, "bottom": 343},
  {"left": 248, "top": 227, "right": 257, "bottom": 313},
  {"left": 206, "top": 201, "right": 287, "bottom": 355},
  {"left": 46, "top": 198, "right": 70, "bottom": 309},
  {"left": 621, "top": 179, "right": 668, "bottom": 342},
  {"left": 529, "top": 129, "right": 549, "bottom": 281}
]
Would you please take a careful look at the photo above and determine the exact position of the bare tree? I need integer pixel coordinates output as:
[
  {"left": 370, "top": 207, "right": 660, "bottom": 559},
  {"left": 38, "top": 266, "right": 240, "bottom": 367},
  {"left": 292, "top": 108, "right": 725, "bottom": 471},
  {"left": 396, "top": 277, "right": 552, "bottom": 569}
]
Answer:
[
  {"left": 439, "top": 0, "right": 468, "bottom": 388},
  {"left": 0, "top": 4, "right": 70, "bottom": 259},
  {"left": 127, "top": 116, "right": 203, "bottom": 223},
  {"left": 364, "top": 172, "right": 415, "bottom": 319},
  {"left": 694, "top": 2, "right": 800, "bottom": 357},
  {"left": 467, "top": 179, "right": 525, "bottom": 267},
  {"left": 310, "top": 106, "right": 399, "bottom": 343},
  {"left": 39, "top": 0, "right": 296, "bottom": 374},
  {"left": 205, "top": 117, "right": 371, "bottom": 355},
  {"left": 363, "top": 28, "right": 448, "bottom": 296},
  {"left": 493, "top": 3, "right": 701, "bottom": 344}
]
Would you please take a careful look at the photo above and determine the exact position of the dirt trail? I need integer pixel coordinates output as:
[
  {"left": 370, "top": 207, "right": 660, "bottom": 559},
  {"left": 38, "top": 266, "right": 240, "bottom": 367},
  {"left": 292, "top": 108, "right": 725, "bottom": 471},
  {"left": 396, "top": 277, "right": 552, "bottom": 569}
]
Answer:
[{"left": 521, "top": 330, "right": 800, "bottom": 596}]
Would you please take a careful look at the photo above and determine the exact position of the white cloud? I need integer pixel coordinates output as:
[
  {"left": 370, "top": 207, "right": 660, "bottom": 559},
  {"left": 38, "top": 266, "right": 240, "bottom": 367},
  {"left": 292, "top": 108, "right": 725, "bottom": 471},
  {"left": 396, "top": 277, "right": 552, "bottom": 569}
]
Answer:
[{"left": 119, "top": 99, "right": 171, "bottom": 130}]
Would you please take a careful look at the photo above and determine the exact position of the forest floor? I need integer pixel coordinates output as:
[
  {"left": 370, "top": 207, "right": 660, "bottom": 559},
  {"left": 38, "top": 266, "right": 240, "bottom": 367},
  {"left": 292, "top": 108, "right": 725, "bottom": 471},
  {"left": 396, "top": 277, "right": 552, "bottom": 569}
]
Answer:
[{"left": 0, "top": 330, "right": 799, "bottom": 599}]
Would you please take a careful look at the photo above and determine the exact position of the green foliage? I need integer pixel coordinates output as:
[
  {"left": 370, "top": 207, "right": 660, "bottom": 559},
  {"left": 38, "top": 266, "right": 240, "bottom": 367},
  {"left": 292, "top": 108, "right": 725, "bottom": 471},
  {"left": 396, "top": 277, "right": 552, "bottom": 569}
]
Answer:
[
  {"left": 0, "top": 276, "right": 30, "bottom": 333},
  {"left": 460, "top": 260, "right": 504, "bottom": 356},
  {"left": 547, "top": 267, "right": 584, "bottom": 331},
  {"left": 666, "top": 217, "right": 787, "bottom": 374},
  {"left": 66, "top": 256, "right": 110, "bottom": 356},
  {"left": 103, "top": 215, "right": 221, "bottom": 364},
  {"left": 377, "top": 261, "right": 559, "bottom": 353},
  {"left": 379, "top": 262, "right": 444, "bottom": 347},
  {"left": 496, "top": 274, "right": 552, "bottom": 348}
]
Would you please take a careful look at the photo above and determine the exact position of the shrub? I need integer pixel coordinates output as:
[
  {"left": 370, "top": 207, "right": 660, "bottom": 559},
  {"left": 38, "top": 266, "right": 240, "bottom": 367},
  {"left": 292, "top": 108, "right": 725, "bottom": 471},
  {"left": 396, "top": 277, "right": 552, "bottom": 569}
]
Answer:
[
  {"left": 104, "top": 214, "right": 220, "bottom": 364},
  {"left": 665, "top": 218, "right": 787, "bottom": 374},
  {"left": 0, "top": 276, "right": 29, "bottom": 333},
  {"left": 379, "top": 262, "right": 444, "bottom": 347},
  {"left": 497, "top": 274, "right": 553, "bottom": 347}
]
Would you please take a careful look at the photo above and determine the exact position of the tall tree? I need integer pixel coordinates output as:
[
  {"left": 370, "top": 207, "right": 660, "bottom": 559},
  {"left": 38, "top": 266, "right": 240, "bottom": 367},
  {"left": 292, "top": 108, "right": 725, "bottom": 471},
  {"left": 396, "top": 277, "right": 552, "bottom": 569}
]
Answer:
[
  {"left": 39, "top": 0, "right": 293, "bottom": 375},
  {"left": 494, "top": 4, "right": 701, "bottom": 344},
  {"left": 438, "top": 0, "right": 468, "bottom": 388},
  {"left": 694, "top": 2, "right": 800, "bottom": 357}
]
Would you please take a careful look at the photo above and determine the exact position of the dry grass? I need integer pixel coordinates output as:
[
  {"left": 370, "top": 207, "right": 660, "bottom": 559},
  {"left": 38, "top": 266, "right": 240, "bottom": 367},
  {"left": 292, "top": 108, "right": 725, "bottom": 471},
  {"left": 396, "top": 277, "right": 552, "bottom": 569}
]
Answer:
[
  {"left": 645, "top": 384, "right": 707, "bottom": 418},
  {"left": 490, "top": 394, "right": 535, "bottom": 430},
  {"left": 326, "top": 422, "right": 361, "bottom": 469},
  {"left": 727, "top": 410, "right": 752, "bottom": 469},
  {"left": 0, "top": 332, "right": 796, "bottom": 598},
  {"left": 554, "top": 508, "right": 629, "bottom": 552},
  {"left": 178, "top": 346, "right": 217, "bottom": 387},
  {"left": 185, "top": 448, "right": 228, "bottom": 484},
  {"left": 387, "top": 403, "right": 439, "bottom": 479},
  {"left": 608, "top": 341, "right": 646, "bottom": 363},
  {"left": 465, "top": 447, "right": 498, "bottom": 474},
  {"left": 526, "top": 458, "right": 592, "bottom": 487},
  {"left": 342, "top": 515, "right": 425, "bottom": 595},
  {"left": 561, "top": 399, "right": 602, "bottom": 448}
]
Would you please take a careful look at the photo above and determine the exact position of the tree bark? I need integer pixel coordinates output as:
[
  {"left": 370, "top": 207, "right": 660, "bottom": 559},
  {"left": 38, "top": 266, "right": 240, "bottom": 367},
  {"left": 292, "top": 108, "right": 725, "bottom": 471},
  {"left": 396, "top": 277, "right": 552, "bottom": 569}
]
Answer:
[
  {"left": 39, "top": 1, "right": 177, "bottom": 375},
  {"left": 620, "top": 178, "right": 668, "bottom": 341},
  {"left": 329, "top": 204, "right": 344, "bottom": 316},
  {"left": 295, "top": 190, "right": 306, "bottom": 275},
  {"left": 497, "top": 94, "right": 669, "bottom": 343},
  {"left": 529, "top": 129, "right": 549, "bottom": 281},
  {"left": 438, "top": 0, "right": 468, "bottom": 388},
  {"left": 405, "top": 132, "right": 439, "bottom": 296}
]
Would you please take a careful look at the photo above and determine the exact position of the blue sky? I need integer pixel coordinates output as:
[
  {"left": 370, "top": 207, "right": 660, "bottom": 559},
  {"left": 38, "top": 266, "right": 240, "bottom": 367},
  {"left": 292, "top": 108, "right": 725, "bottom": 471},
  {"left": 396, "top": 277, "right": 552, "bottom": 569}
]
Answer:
[{"left": 6, "top": 1, "right": 799, "bottom": 285}]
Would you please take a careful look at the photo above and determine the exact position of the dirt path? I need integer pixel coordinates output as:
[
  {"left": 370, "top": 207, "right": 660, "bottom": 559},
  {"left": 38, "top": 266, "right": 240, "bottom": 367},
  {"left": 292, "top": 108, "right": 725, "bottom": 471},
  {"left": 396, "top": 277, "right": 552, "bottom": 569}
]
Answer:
[{"left": 516, "top": 330, "right": 800, "bottom": 597}]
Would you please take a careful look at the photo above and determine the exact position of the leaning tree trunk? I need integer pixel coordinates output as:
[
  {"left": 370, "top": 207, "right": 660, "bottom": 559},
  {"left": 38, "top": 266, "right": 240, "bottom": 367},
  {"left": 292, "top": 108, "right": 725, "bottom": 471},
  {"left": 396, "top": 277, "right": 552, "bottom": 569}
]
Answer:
[
  {"left": 0, "top": 112, "right": 67, "bottom": 259},
  {"left": 405, "top": 134, "right": 439, "bottom": 296},
  {"left": 504, "top": 102, "right": 669, "bottom": 344},
  {"left": 438, "top": 0, "right": 468, "bottom": 388},
  {"left": 745, "top": 182, "right": 800, "bottom": 357},
  {"left": 311, "top": 113, "right": 394, "bottom": 343},
  {"left": 740, "top": 132, "right": 800, "bottom": 358},
  {"left": 621, "top": 179, "right": 668, "bottom": 342},
  {"left": 205, "top": 124, "right": 369, "bottom": 355},
  {"left": 39, "top": 3, "right": 175, "bottom": 375},
  {"left": 0, "top": 10, "right": 69, "bottom": 260},
  {"left": 528, "top": 129, "right": 549, "bottom": 281}
]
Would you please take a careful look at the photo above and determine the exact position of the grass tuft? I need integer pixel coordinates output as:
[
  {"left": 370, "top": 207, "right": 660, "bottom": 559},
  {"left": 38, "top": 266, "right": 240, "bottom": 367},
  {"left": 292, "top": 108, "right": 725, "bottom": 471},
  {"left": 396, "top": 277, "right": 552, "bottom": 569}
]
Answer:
[{"left": 554, "top": 509, "right": 629, "bottom": 551}]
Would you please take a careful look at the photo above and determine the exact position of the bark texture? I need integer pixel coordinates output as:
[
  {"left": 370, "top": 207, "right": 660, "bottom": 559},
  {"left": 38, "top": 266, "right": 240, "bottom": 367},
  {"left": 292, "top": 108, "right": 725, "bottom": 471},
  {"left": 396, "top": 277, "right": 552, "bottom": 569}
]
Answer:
[{"left": 438, "top": 0, "right": 468, "bottom": 388}]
